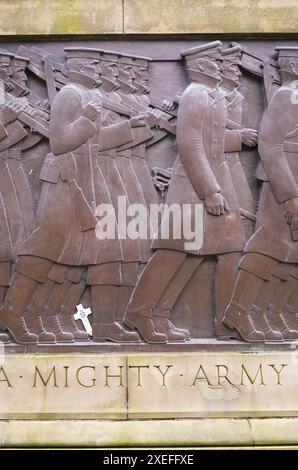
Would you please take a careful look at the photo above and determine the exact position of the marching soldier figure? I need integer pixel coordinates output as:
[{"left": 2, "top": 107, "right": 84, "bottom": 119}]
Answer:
[
  {"left": 223, "top": 46, "right": 298, "bottom": 341},
  {"left": 0, "top": 51, "right": 45, "bottom": 343},
  {"left": 215, "top": 45, "right": 258, "bottom": 338},
  {"left": 123, "top": 41, "right": 247, "bottom": 343}
]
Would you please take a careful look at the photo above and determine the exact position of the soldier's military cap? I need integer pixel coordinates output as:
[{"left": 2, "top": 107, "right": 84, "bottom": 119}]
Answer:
[
  {"left": 222, "top": 45, "right": 242, "bottom": 65},
  {"left": 12, "top": 55, "right": 30, "bottom": 67},
  {"left": 64, "top": 47, "right": 102, "bottom": 60},
  {"left": 180, "top": 41, "right": 223, "bottom": 61},
  {"left": 98, "top": 50, "right": 119, "bottom": 62},
  {"left": 275, "top": 46, "right": 298, "bottom": 58},
  {"left": 119, "top": 54, "right": 134, "bottom": 65},
  {"left": 0, "top": 50, "right": 14, "bottom": 64},
  {"left": 119, "top": 53, "right": 151, "bottom": 68}
]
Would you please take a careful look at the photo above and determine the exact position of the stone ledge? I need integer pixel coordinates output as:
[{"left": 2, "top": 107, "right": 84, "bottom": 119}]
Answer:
[
  {"left": 0, "top": 419, "right": 252, "bottom": 447},
  {"left": 1, "top": 418, "right": 298, "bottom": 447}
]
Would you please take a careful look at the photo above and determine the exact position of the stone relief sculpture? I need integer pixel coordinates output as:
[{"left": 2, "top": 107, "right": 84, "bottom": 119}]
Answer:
[{"left": 0, "top": 40, "right": 296, "bottom": 346}]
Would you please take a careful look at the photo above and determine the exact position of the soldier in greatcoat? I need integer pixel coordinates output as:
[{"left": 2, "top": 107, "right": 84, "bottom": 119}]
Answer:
[
  {"left": 223, "top": 47, "right": 298, "bottom": 342},
  {"left": 0, "top": 51, "right": 47, "bottom": 343},
  {"left": 123, "top": 41, "right": 247, "bottom": 343}
]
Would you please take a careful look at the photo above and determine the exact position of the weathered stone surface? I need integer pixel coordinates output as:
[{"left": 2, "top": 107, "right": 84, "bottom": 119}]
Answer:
[
  {"left": 1, "top": 352, "right": 298, "bottom": 419},
  {"left": 0, "top": 1, "right": 296, "bottom": 35},
  {"left": 0, "top": 355, "right": 127, "bottom": 419},
  {"left": 4, "top": 418, "right": 298, "bottom": 447},
  {"left": 0, "top": 421, "right": 6, "bottom": 446},
  {"left": 124, "top": 0, "right": 298, "bottom": 34},
  {"left": 127, "top": 353, "right": 296, "bottom": 418},
  {"left": 0, "top": 0, "right": 123, "bottom": 35},
  {"left": 2, "top": 418, "right": 253, "bottom": 447},
  {"left": 251, "top": 418, "right": 298, "bottom": 446}
]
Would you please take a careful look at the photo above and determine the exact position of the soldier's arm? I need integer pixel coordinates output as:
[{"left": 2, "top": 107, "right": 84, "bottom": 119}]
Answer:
[
  {"left": 98, "top": 120, "right": 134, "bottom": 151},
  {"left": 258, "top": 89, "right": 298, "bottom": 203},
  {"left": 0, "top": 105, "right": 27, "bottom": 149},
  {"left": 176, "top": 87, "right": 220, "bottom": 200},
  {"left": 50, "top": 87, "right": 97, "bottom": 155}
]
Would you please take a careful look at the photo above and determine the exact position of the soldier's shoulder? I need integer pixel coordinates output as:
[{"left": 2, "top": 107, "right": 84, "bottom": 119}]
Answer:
[
  {"left": 54, "top": 83, "right": 84, "bottom": 105},
  {"left": 58, "top": 83, "right": 83, "bottom": 97},
  {"left": 181, "top": 83, "right": 208, "bottom": 102},
  {"left": 269, "top": 86, "right": 296, "bottom": 108},
  {"left": 272, "top": 86, "right": 293, "bottom": 100}
]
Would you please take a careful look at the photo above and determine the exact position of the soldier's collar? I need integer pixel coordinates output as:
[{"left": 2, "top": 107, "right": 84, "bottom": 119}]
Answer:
[
  {"left": 99, "top": 76, "right": 119, "bottom": 92},
  {"left": 68, "top": 70, "right": 102, "bottom": 89},
  {"left": 187, "top": 69, "right": 221, "bottom": 88},
  {"left": 117, "top": 79, "right": 137, "bottom": 94},
  {"left": 280, "top": 69, "right": 298, "bottom": 85},
  {"left": 133, "top": 81, "right": 149, "bottom": 95},
  {"left": 221, "top": 75, "right": 238, "bottom": 92},
  {"left": 3, "top": 80, "right": 14, "bottom": 93},
  {"left": 9, "top": 80, "right": 29, "bottom": 97}
]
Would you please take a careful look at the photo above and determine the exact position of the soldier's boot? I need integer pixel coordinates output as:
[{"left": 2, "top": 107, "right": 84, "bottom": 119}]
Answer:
[
  {"left": 251, "top": 305, "right": 283, "bottom": 341},
  {"left": 123, "top": 250, "right": 188, "bottom": 344},
  {"left": 153, "top": 315, "right": 186, "bottom": 342},
  {"left": 267, "top": 304, "right": 298, "bottom": 340},
  {"left": 283, "top": 303, "right": 298, "bottom": 331},
  {"left": 149, "top": 256, "right": 203, "bottom": 341},
  {"left": 124, "top": 313, "right": 167, "bottom": 344},
  {"left": 42, "top": 306, "right": 74, "bottom": 343},
  {"left": 223, "top": 302, "right": 265, "bottom": 342},
  {"left": 0, "top": 285, "right": 10, "bottom": 343},
  {"left": 59, "top": 306, "right": 89, "bottom": 342},
  {"left": 25, "top": 306, "right": 56, "bottom": 344},
  {"left": 0, "top": 274, "right": 38, "bottom": 344},
  {"left": 57, "top": 278, "right": 89, "bottom": 341},
  {"left": 93, "top": 321, "right": 140, "bottom": 343},
  {"left": 0, "top": 332, "right": 10, "bottom": 343},
  {"left": 152, "top": 308, "right": 188, "bottom": 342},
  {"left": 92, "top": 286, "right": 140, "bottom": 343}
]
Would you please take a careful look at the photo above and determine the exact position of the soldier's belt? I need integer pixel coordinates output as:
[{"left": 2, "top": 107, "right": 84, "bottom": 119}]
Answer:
[
  {"left": 131, "top": 145, "right": 146, "bottom": 158},
  {"left": 284, "top": 142, "right": 298, "bottom": 154},
  {"left": 97, "top": 149, "right": 116, "bottom": 158}
]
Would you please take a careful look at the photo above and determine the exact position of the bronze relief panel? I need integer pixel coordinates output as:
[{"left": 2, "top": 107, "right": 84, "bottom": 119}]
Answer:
[{"left": 0, "top": 39, "right": 295, "bottom": 350}]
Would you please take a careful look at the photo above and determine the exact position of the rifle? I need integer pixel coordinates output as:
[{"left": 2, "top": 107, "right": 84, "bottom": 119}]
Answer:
[
  {"left": 4, "top": 92, "right": 49, "bottom": 138},
  {"left": 231, "top": 42, "right": 281, "bottom": 104}
]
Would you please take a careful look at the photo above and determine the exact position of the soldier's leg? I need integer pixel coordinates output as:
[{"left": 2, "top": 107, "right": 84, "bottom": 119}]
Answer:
[
  {"left": 123, "top": 249, "right": 187, "bottom": 343},
  {"left": 25, "top": 279, "right": 56, "bottom": 344},
  {"left": 0, "top": 262, "right": 11, "bottom": 343},
  {"left": 223, "top": 253, "right": 279, "bottom": 342},
  {"left": 250, "top": 275, "right": 282, "bottom": 341},
  {"left": 0, "top": 256, "right": 54, "bottom": 343},
  {"left": 152, "top": 255, "right": 204, "bottom": 341},
  {"left": 215, "top": 252, "right": 242, "bottom": 339},
  {"left": 116, "top": 261, "right": 140, "bottom": 323},
  {"left": 58, "top": 268, "right": 89, "bottom": 341},
  {"left": 283, "top": 270, "right": 298, "bottom": 330},
  {"left": 90, "top": 262, "right": 139, "bottom": 343},
  {"left": 41, "top": 264, "right": 74, "bottom": 343},
  {"left": 267, "top": 264, "right": 298, "bottom": 340}
]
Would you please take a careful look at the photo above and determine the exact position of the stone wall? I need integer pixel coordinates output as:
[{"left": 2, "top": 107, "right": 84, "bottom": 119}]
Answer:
[{"left": 0, "top": 0, "right": 297, "bottom": 35}]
